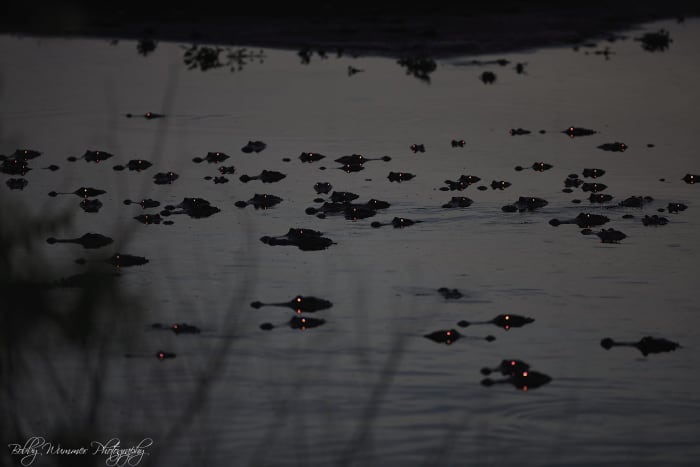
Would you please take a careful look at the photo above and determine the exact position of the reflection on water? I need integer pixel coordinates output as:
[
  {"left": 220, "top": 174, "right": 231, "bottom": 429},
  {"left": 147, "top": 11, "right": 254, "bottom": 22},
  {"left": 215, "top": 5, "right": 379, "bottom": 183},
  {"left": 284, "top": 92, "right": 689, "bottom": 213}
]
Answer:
[{"left": 2, "top": 16, "right": 700, "bottom": 466}]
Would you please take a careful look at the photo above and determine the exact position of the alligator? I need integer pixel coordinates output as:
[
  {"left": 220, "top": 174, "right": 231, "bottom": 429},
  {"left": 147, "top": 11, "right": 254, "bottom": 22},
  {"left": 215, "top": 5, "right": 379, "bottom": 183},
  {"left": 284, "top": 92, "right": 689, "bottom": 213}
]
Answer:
[
  {"left": 491, "top": 180, "right": 511, "bottom": 190},
  {"left": 442, "top": 197, "right": 473, "bottom": 208},
  {"left": 501, "top": 196, "right": 548, "bottom": 212},
  {"left": 314, "top": 182, "right": 333, "bottom": 194},
  {"left": 601, "top": 336, "right": 680, "bottom": 356},
  {"left": 113, "top": 159, "right": 153, "bottom": 171},
  {"left": 125, "top": 112, "right": 164, "bottom": 119},
  {"left": 458, "top": 314, "right": 534, "bottom": 330},
  {"left": 563, "top": 127, "right": 596, "bottom": 137},
  {"left": 162, "top": 198, "right": 220, "bottom": 218},
  {"left": 581, "top": 228, "right": 627, "bottom": 243},
  {"left": 581, "top": 182, "right": 607, "bottom": 193},
  {"left": 509, "top": 128, "right": 531, "bottom": 135},
  {"left": 46, "top": 233, "right": 114, "bottom": 249},
  {"left": 410, "top": 144, "right": 425, "bottom": 153},
  {"left": 642, "top": 215, "right": 668, "bottom": 226},
  {"left": 49, "top": 187, "right": 106, "bottom": 198},
  {"left": 80, "top": 199, "right": 103, "bottom": 213},
  {"left": 219, "top": 166, "right": 236, "bottom": 174},
  {"left": 388, "top": 172, "right": 415, "bottom": 183},
  {"left": 6, "top": 178, "right": 28, "bottom": 190},
  {"left": 107, "top": 254, "right": 149, "bottom": 267},
  {"left": 193, "top": 151, "right": 230, "bottom": 164},
  {"left": 260, "top": 228, "right": 334, "bottom": 251},
  {"left": 251, "top": 295, "right": 332, "bottom": 313},
  {"left": 598, "top": 142, "right": 627, "bottom": 152},
  {"left": 549, "top": 213, "right": 609, "bottom": 228},
  {"left": 582, "top": 168, "right": 605, "bottom": 178},
  {"left": 241, "top": 141, "right": 267, "bottom": 153},
  {"left": 153, "top": 172, "right": 179, "bottom": 185},
  {"left": 299, "top": 152, "right": 325, "bottom": 163},
  {"left": 67, "top": 150, "right": 114, "bottom": 163},
  {"left": 234, "top": 194, "right": 283, "bottom": 209},
  {"left": 240, "top": 170, "right": 287, "bottom": 183},
  {"left": 124, "top": 199, "right": 161, "bottom": 209}
]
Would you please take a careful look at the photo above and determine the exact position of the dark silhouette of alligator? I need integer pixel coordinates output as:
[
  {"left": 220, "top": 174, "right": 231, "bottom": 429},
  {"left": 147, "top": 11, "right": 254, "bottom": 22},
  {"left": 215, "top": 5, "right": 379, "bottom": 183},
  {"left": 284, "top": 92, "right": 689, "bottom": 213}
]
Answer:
[
  {"left": 442, "top": 197, "right": 473, "bottom": 208},
  {"left": 192, "top": 152, "right": 229, "bottom": 164},
  {"left": 125, "top": 112, "right": 164, "bottom": 119},
  {"left": 68, "top": 150, "right": 114, "bottom": 163},
  {"left": 581, "top": 228, "right": 627, "bottom": 243},
  {"left": 371, "top": 217, "right": 420, "bottom": 229},
  {"left": 563, "top": 127, "right": 596, "bottom": 137},
  {"left": 162, "top": 198, "right": 221, "bottom": 219},
  {"left": 240, "top": 170, "right": 287, "bottom": 183},
  {"left": 388, "top": 172, "right": 415, "bottom": 183},
  {"left": 306, "top": 199, "right": 389, "bottom": 220},
  {"left": 219, "top": 166, "right": 236, "bottom": 174},
  {"left": 299, "top": 152, "right": 326, "bottom": 163},
  {"left": 80, "top": 199, "right": 103, "bottom": 213},
  {"left": 260, "top": 228, "right": 334, "bottom": 251},
  {"left": 153, "top": 171, "right": 179, "bottom": 185},
  {"left": 113, "top": 159, "right": 153, "bottom": 171},
  {"left": 334, "top": 154, "right": 391, "bottom": 165},
  {"left": 1, "top": 158, "right": 31, "bottom": 175},
  {"left": 235, "top": 194, "right": 283, "bottom": 209},
  {"left": 339, "top": 163, "right": 364, "bottom": 173},
  {"left": 481, "top": 359, "right": 530, "bottom": 376},
  {"left": 330, "top": 191, "right": 360, "bottom": 203},
  {"left": 12, "top": 149, "right": 42, "bottom": 161},
  {"left": 6, "top": 178, "right": 28, "bottom": 190},
  {"left": 458, "top": 314, "right": 534, "bottom": 330},
  {"left": 509, "top": 128, "right": 531, "bottom": 135},
  {"left": 598, "top": 142, "right": 627, "bottom": 152},
  {"left": 682, "top": 174, "right": 698, "bottom": 184},
  {"left": 581, "top": 182, "right": 607, "bottom": 193},
  {"left": 438, "top": 288, "right": 463, "bottom": 299},
  {"left": 491, "top": 180, "right": 511, "bottom": 190},
  {"left": 49, "top": 187, "right": 106, "bottom": 198},
  {"left": 410, "top": 144, "right": 425, "bottom": 153},
  {"left": 481, "top": 369, "right": 552, "bottom": 391},
  {"left": 583, "top": 168, "right": 605, "bottom": 178},
  {"left": 636, "top": 29, "right": 672, "bottom": 52},
  {"left": 260, "top": 316, "right": 327, "bottom": 331},
  {"left": 46, "top": 233, "right": 114, "bottom": 249},
  {"left": 242, "top": 141, "right": 267, "bottom": 153},
  {"left": 549, "top": 213, "right": 609, "bottom": 228},
  {"left": 565, "top": 175, "right": 583, "bottom": 188},
  {"left": 314, "top": 182, "right": 332, "bottom": 194},
  {"left": 616, "top": 196, "right": 653, "bottom": 208},
  {"left": 589, "top": 194, "right": 614, "bottom": 203},
  {"left": 107, "top": 254, "right": 149, "bottom": 267},
  {"left": 156, "top": 351, "right": 176, "bottom": 360},
  {"left": 134, "top": 213, "right": 163, "bottom": 224},
  {"left": 451, "top": 139, "right": 466, "bottom": 147},
  {"left": 251, "top": 295, "right": 332, "bottom": 314},
  {"left": 43, "top": 165, "right": 59, "bottom": 171},
  {"left": 53, "top": 272, "right": 120, "bottom": 288},
  {"left": 601, "top": 336, "right": 680, "bottom": 356},
  {"left": 424, "top": 329, "right": 496, "bottom": 345},
  {"left": 442, "top": 175, "right": 481, "bottom": 191},
  {"left": 515, "top": 162, "right": 552, "bottom": 172},
  {"left": 667, "top": 202, "right": 687, "bottom": 213},
  {"left": 480, "top": 71, "right": 496, "bottom": 84},
  {"left": 501, "top": 197, "right": 548, "bottom": 212},
  {"left": 124, "top": 198, "right": 161, "bottom": 209},
  {"left": 642, "top": 215, "right": 668, "bottom": 226}
]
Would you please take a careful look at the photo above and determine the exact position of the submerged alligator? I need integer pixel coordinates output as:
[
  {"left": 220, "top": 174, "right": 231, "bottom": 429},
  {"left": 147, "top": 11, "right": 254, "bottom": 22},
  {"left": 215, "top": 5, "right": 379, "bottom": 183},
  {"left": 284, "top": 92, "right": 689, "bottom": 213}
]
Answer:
[
  {"left": 334, "top": 154, "right": 391, "bottom": 165},
  {"left": 68, "top": 150, "right": 114, "bottom": 163},
  {"left": 451, "top": 139, "right": 466, "bottom": 147},
  {"left": 125, "top": 112, "right": 164, "bottom": 119},
  {"left": 549, "top": 213, "right": 610, "bottom": 228},
  {"left": 598, "top": 142, "right": 628, "bottom": 152},
  {"left": 46, "top": 233, "right": 114, "bottom": 249},
  {"left": 642, "top": 215, "right": 668, "bottom": 226},
  {"left": 515, "top": 162, "right": 552, "bottom": 172},
  {"left": 581, "top": 228, "right": 627, "bottom": 243},
  {"left": 501, "top": 197, "right": 548, "bottom": 212},
  {"left": 193, "top": 152, "right": 230, "bottom": 163},
  {"left": 49, "top": 187, "right": 106, "bottom": 198},
  {"left": 151, "top": 322, "right": 201, "bottom": 334},
  {"left": 80, "top": 199, "right": 103, "bottom": 213},
  {"left": 299, "top": 152, "right": 326, "bottom": 163},
  {"left": 581, "top": 182, "right": 607, "bottom": 193},
  {"left": 481, "top": 359, "right": 530, "bottom": 376},
  {"left": 235, "top": 194, "right": 283, "bottom": 209},
  {"left": 134, "top": 213, "right": 163, "bottom": 224},
  {"left": 251, "top": 295, "right": 332, "bottom": 313},
  {"left": 410, "top": 144, "right": 425, "bottom": 153},
  {"left": 563, "top": 126, "right": 596, "bottom": 137},
  {"left": 438, "top": 288, "right": 463, "bottom": 299},
  {"left": 601, "top": 336, "right": 680, "bottom": 356},
  {"left": 306, "top": 198, "right": 390, "bottom": 220},
  {"left": 124, "top": 198, "right": 161, "bottom": 209},
  {"left": 240, "top": 170, "right": 287, "bottom": 183},
  {"left": 260, "top": 316, "right": 327, "bottom": 331},
  {"left": 582, "top": 168, "right": 605, "bottom": 178},
  {"left": 388, "top": 171, "right": 415, "bottom": 183},
  {"left": 260, "top": 228, "right": 334, "bottom": 251},
  {"left": 682, "top": 174, "right": 698, "bottom": 184},
  {"left": 113, "top": 159, "right": 153, "bottom": 171},
  {"left": 162, "top": 198, "right": 220, "bottom": 219},
  {"left": 371, "top": 217, "right": 420, "bottom": 229},
  {"left": 153, "top": 171, "right": 179, "bottom": 185},
  {"left": 442, "top": 196, "right": 473, "bottom": 208},
  {"left": 423, "top": 329, "right": 496, "bottom": 345},
  {"left": 491, "top": 180, "right": 511, "bottom": 190},
  {"left": 442, "top": 175, "right": 481, "bottom": 191},
  {"left": 509, "top": 128, "right": 531, "bottom": 136},
  {"left": 241, "top": 141, "right": 267, "bottom": 153},
  {"left": 481, "top": 368, "right": 552, "bottom": 391},
  {"left": 457, "top": 314, "right": 534, "bottom": 330},
  {"left": 6, "top": 178, "right": 28, "bottom": 190},
  {"left": 107, "top": 254, "right": 149, "bottom": 268},
  {"left": 314, "top": 182, "right": 333, "bottom": 194}
]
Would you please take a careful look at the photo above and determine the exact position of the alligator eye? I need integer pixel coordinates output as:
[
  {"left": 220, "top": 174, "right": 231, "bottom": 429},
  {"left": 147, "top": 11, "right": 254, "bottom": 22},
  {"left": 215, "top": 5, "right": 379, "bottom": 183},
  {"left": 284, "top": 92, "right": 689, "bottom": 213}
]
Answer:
[
  {"left": 510, "top": 360, "right": 516, "bottom": 366},
  {"left": 158, "top": 352, "right": 165, "bottom": 360},
  {"left": 172, "top": 324, "right": 178, "bottom": 330},
  {"left": 522, "top": 371, "right": 528, "bottom": 377},
  {"left": 446, "top": 331, "right": 451, "bottom": 336},
  {"left": 505, "top": 315, "right": 510, "bottom": 320}
]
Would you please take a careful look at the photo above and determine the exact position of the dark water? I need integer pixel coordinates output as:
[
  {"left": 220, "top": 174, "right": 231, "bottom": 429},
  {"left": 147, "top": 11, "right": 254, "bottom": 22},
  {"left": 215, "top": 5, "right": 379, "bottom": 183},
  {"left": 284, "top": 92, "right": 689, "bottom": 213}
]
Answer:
[{"left": 2, "top": 18, "right": 700, "bottom": 466}]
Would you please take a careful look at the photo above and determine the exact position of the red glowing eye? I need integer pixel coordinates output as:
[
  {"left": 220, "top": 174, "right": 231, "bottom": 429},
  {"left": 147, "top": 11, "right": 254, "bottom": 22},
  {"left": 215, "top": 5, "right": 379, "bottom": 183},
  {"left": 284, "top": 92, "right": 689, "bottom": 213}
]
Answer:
[
  {"left": 505, "top": 315, "right": 510, "bottom": 320},
  {"left": 510, "top": 361, "right": 516, "bottom": 366},
  {"left": 159, "top": 352, "right": 164, "bottom": 359},
  {"left": 446, "top": 331, "right": 451, "bottom": 336},
  {"left": 296, "top": 297, "right": 302, "bottom": 302},
  {"left": 522, "top": 371, "right": 528, "bottom": 377}
]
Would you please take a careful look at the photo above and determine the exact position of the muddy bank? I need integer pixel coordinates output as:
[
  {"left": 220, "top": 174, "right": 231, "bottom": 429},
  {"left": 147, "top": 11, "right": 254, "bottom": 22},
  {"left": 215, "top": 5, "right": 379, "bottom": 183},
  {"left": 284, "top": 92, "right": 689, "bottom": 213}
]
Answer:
[{"left": 3, "top": 1, "right": 699, "bottom": 58}]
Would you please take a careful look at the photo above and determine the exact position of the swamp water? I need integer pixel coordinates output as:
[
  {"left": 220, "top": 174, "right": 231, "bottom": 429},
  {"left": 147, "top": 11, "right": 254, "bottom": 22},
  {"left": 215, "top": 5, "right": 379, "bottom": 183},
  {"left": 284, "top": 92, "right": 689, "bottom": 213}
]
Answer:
[{"left": 1, "top": 18, "right": 700, "bottom": 467}]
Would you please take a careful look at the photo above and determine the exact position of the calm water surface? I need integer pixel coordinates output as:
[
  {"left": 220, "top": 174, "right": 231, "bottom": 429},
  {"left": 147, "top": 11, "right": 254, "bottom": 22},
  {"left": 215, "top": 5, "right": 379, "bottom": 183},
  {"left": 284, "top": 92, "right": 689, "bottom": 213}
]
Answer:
[{"left": 2, "top": 18, "right": 700, "bottom": 467}]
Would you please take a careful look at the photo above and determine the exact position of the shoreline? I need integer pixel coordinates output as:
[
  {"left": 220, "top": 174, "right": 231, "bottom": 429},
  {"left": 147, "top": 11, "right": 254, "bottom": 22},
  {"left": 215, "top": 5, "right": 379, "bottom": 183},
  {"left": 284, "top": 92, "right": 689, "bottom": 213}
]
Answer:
[{"left": 2, "top": 2, "right": 699, "bottom": 59}]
